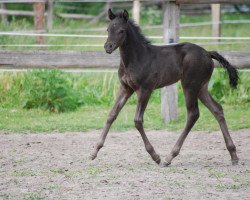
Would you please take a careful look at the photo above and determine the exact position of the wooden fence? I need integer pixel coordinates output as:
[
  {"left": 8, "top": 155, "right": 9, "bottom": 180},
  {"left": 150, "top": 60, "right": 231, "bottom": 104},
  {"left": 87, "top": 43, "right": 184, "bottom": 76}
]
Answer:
[{"left": 0, "top": 50, "right": 249, "bottom": 69}]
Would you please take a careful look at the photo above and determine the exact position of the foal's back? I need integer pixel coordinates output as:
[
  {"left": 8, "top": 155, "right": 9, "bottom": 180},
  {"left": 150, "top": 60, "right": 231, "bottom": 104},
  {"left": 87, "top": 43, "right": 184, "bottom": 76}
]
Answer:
[{"left": 150, "top": 42, "right": 214, "bottom": 89}]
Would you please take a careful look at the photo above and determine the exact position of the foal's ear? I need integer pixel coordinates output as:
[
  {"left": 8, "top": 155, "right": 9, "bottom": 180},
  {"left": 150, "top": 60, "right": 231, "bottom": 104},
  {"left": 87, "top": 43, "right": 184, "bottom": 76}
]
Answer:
[
  {"left": 108, "top": 8, "right": 115, "bottom": 20},
  {"left": 123, "top": 9, "right": 129, "bottom": 21}
]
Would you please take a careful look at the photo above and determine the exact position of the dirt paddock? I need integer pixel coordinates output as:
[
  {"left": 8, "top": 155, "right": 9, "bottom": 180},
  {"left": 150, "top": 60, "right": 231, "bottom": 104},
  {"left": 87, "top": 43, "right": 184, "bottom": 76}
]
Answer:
[{"left": 0, "top": 129, "right": 249, "bottom": 200}]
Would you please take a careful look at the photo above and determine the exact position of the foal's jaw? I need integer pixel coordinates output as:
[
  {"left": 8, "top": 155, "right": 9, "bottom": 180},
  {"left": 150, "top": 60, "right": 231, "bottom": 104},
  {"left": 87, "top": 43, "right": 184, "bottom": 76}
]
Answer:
[{"left": 104, "top": 41, "right": 120, "bottom": 54}]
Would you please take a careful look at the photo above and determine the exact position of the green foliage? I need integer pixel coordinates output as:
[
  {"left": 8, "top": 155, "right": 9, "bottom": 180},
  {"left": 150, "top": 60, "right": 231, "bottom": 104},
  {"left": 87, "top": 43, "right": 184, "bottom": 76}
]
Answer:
[
  {"left": 22, "top": 69, "right": 82, "bottom": 112},
  {"left": 141, "top": 6, "right": 162, "bottom": 25},
  {"left": 6, "top": 3, "right": 33, "bottom": 11},
  {"left": 0, "top": 72, "right": 23, "bottom": 107},
  {"left": 55, "top": 2, "right": 105, "bottom": 15},
  {"left": 0, "top": 69, "right": 249, "bottom": 112},
  {"left": 73, "top": 72, "right": 120, "bottom": 106},
  {"left": 208, "top": 69, "right": 249, "bottom": 104},
  {"left": 0, "top": 70, "right": 249, "bottom": 132}
]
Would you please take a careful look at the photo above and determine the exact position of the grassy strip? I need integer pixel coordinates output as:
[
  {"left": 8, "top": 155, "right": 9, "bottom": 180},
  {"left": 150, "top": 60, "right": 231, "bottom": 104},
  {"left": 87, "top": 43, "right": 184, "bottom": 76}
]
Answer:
[{"left": 0, "top": 102, "right": 249, "bottom": 133}]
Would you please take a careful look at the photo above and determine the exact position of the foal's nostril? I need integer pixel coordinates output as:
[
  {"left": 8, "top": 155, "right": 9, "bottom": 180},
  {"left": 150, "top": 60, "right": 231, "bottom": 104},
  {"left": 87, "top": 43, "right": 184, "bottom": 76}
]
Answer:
[{"left": 109, "top": 44, "right": 113, "bottom": 49}]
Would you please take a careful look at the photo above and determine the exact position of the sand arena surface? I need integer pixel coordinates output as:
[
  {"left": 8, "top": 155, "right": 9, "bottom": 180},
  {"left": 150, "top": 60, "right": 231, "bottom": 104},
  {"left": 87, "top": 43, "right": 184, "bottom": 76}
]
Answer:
[{"left": 0, "top": 129, "right": 249, "bottom": 200}]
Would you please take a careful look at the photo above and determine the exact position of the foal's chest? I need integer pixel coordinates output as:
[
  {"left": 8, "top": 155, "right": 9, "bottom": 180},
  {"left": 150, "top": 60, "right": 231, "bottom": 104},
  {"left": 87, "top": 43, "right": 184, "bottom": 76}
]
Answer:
[{"left": 120, "top": 68, "right": 139, "bottom": 91}]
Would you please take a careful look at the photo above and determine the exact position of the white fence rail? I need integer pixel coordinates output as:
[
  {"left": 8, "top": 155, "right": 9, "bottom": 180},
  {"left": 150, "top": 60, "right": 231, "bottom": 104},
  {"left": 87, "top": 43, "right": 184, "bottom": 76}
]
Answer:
[{"left": 1, "top": 32, "right": 250, "bottom": 40}]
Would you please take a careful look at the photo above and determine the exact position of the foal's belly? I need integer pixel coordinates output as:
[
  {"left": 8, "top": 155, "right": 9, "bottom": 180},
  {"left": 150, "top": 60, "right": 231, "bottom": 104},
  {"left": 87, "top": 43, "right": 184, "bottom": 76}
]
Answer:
[
  {"left": 155, "top": 76, "right": 181, "bottom": 89},
  {"left": 120, "top": 71, "right": 181, "bottom": 91},
  {"left": 154, "top": 67, "right": 182, "bottom": 89},
  {"left": 118, "top": 62, "right": 182, "bottom": 91}
]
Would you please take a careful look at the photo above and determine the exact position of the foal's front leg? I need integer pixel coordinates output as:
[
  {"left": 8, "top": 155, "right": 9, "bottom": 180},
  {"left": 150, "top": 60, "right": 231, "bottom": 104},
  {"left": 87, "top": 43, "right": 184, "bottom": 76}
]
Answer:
[
  {"left": 135, "top": 89, "right": 161, "bottom": 164},
  {"left": 90, "top": 85, "right": 133, "bottom": 160}
]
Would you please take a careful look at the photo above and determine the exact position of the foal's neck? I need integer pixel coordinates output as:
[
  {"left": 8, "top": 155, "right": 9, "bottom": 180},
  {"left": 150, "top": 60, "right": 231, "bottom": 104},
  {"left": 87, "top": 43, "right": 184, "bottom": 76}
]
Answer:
[{"left": 119, "top": 23, "right": 149, "bottom": 68}]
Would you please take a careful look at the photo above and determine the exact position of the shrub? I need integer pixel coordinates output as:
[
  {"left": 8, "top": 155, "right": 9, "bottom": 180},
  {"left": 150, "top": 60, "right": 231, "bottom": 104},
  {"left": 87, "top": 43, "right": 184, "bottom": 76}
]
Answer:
[
  {"left": 0, "top": 69, "right": 248, "bottom": 111},
  {"left": 141, "top": 6, "right": 162, "bottom": 25},
  {"left": 22, "top": 69, "right": 82, "bottom": 112},
  {"left": 208, "top": 69, "right": 249, "bottom": 104}
]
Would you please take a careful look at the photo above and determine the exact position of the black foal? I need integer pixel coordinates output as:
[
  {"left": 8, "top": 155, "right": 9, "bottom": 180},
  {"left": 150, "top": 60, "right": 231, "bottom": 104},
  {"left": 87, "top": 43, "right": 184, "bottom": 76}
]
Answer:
[{"left": 90, "top": 9, "right": 239, "bottom": 166}]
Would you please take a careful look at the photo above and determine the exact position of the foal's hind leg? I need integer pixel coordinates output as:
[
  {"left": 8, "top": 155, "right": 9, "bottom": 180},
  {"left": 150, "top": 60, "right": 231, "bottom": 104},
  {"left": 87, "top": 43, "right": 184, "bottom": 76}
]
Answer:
[
  {"left": 199, "top": 84, "right": 239, "bottom": 165},
  {"left": 162, "top": 88, "right": 200, "bottom": 167}
]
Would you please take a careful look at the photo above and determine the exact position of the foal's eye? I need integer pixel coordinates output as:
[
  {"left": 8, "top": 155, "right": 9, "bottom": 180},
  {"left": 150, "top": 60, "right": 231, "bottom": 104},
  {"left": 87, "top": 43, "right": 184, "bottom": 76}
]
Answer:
[{"left": 119, "top": 30, "right": 124, "bottom": 34}]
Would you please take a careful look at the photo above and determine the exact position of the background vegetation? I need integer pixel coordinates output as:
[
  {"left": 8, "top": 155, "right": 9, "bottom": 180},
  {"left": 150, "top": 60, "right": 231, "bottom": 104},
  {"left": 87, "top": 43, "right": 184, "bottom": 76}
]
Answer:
[
  {"left": 0, "top": 3, "right": 249, "bottom": 133},
  {"left": 0, "top": 69, "right": 249, "bottom": 133}
]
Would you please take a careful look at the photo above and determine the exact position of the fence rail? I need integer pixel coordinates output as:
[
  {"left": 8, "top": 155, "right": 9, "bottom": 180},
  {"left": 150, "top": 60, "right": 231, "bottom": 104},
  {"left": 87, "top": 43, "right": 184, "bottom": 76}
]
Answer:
[
  {"left": 1, "top": 32, "right": 250, "bottom": 41},
  {"left": 0, "top": 50, "right": 249, "bottom": 69},
  {"left": 0, "top": 50, "right": 119, "bottom": 68}
]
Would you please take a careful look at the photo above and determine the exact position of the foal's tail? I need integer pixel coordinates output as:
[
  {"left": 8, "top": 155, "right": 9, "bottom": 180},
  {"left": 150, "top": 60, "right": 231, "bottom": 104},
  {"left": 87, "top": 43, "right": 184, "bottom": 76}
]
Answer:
[{"left": 209, "top": 51, "right": 239, "bottom": 88}]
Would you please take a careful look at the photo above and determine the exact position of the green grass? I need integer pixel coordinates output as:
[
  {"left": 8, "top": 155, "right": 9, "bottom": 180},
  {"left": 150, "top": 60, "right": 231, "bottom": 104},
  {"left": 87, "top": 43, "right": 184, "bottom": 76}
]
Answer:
[
  {"left": 12, "top": 170, "right": 37, "bottom": 177},
  {"left": 87, "top": 166, "right": 102, "bottom": 176},
  {"left": 0, "top": 102, "right": 249, "bottom": 133},
  {"left": 22, "top": 192, "right": 43, "bottom": 200}
]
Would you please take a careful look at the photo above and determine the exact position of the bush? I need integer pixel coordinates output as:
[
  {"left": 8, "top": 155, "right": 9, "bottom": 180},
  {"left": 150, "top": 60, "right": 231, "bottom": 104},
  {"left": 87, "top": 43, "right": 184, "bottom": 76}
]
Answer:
[
  {"left": 22, "top": 69, "right": 82, "bottom": 112},
  {"left": 141, "top": 6, "right": 162, "bottom": 25},
  {"left": 0, "top": 72, "right": 23, "bottom": 108},
  {"left": 208, "top": 69, "right": 250, "bottom": 104},
  {"left": 0, "top": 69, "right": 248, "bottom": 112}
]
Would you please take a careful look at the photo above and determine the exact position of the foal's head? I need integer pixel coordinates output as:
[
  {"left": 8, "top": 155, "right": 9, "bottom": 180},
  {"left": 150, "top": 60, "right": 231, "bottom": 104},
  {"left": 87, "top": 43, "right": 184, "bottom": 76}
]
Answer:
[{"left": 104, "top": 9, "right": 129, "bottom": 54}]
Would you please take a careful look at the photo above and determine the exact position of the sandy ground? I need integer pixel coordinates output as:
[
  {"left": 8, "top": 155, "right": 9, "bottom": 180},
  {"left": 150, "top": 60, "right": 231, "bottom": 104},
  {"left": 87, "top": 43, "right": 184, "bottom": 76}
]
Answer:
[{"left": 0, "top": 129, "right": 249, "bottom": 200}]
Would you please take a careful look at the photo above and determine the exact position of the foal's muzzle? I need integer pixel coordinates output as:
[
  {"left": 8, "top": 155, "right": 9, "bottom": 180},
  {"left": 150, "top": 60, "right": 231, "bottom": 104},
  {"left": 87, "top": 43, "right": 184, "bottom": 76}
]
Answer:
[{"left": 104, "top": 42, "right": 116, "bottom": 54}]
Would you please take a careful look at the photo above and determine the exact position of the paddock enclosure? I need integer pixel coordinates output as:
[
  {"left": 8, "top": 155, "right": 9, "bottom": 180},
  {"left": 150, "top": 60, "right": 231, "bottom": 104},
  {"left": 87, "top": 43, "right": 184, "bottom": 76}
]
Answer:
[
  {"left": 0, "top": 0, "right": 250, "bottom": 122},
  {"left": 0, "top": 1, "right": 249, "bottom": 199}
]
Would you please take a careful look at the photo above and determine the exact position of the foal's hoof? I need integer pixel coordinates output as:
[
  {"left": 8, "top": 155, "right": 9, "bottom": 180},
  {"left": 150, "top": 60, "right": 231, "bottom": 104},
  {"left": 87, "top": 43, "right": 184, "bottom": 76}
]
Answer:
[
  {"left": 155, "top": 157, "right": 161, "bottom": 165},
  {"left": 231, "top": 159, "right": 239, "bottom": 166},
  {"left": 159, "top": 161, "right": 171, "bottom": 168},
  {"left": 89, "top": 154, "right": 97, "bottom": 160}
]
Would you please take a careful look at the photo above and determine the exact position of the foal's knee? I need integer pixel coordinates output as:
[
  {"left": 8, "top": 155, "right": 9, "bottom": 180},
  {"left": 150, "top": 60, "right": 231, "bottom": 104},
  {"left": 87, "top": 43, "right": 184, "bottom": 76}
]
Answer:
[
  {"left": 213, "top": 105, "right": 225, "bottom": 122},
  {"left": 189, "top": 108, "right": 200, "bottom": 122},
  {"left": 134, "top": 119, "right": 143, "bottom": 130}
]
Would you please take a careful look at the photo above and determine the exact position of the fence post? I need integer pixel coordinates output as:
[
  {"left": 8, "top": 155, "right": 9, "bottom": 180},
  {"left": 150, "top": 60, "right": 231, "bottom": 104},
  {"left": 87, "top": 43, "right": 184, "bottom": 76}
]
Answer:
[
  {"left": 33, "top": 1, "right": 45, "bottom": 44},
  {"left": 211, "top": 4, "right": 221, "bottom": 42},
  {"left": 47, "top": 0, "right": 53, "bottom": 31},
  {"left": 161, "top": 1, "right": 180, "bottom": 123},
  {"left": 132, "top": 0, "right": 140, "bottom": 24},
  {"left": 0, "top": 3, "right": 7, "bottom": 24}
]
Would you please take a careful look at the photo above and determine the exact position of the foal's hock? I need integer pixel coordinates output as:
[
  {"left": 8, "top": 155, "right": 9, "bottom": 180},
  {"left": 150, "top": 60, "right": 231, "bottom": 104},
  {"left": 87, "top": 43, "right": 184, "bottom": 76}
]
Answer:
[{"left": 90, "top": 9, "right": 239, "bottom": 166}]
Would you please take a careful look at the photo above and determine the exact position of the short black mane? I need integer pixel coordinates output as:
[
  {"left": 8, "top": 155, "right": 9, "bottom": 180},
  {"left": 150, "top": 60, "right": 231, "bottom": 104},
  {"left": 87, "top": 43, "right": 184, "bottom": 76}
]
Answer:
[
  {"left": 115, "top": 11, "right": 151, "bottom": 45},
  {"left": 128, "top": 20, "right": 151, "bottom": 45}
]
